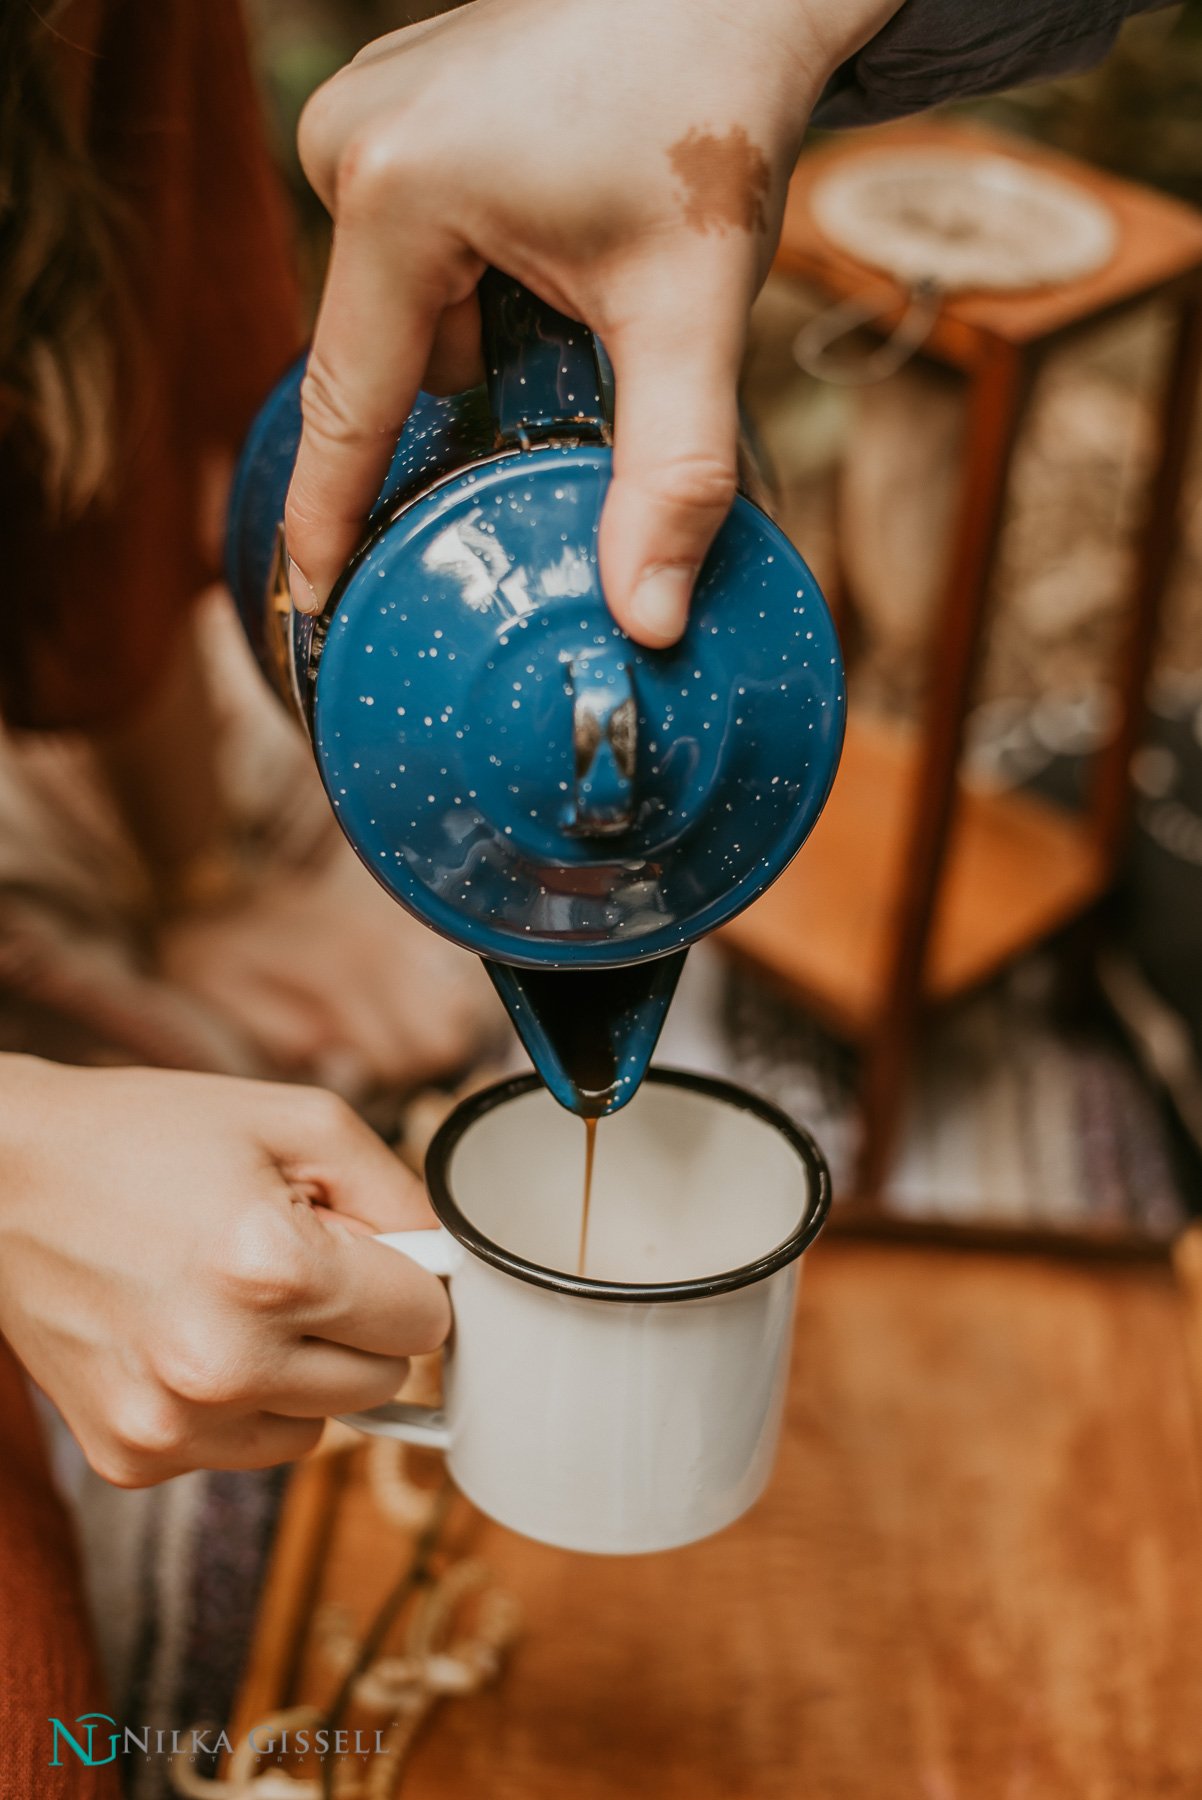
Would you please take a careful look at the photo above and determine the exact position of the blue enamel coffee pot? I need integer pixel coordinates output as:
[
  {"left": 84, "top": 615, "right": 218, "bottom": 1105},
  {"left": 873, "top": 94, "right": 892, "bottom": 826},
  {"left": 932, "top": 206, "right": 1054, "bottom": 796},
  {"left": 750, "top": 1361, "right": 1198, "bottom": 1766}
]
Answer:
[{"left": 226, "top": 272, "right": 844, "bottom": 1115}]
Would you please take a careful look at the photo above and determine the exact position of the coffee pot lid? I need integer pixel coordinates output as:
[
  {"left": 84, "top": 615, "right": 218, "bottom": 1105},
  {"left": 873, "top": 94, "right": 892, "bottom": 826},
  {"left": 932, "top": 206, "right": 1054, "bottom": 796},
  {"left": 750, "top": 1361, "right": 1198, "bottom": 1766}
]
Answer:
[
  {"left": 228, "top": 274, "right": 844, "bottom": 969},
  {"left": 314, "top": 446, "right": 843, "bottom": 968}
]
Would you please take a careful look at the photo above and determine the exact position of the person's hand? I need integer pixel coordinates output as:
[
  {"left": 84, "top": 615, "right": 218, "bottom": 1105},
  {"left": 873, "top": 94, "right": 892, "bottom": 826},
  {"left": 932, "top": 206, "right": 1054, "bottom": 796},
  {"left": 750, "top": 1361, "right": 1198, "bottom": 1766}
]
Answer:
[
  {"left": 284, "top": 0, "right": 900, "bottom": 646},
  {"left": 158, "top": 833, "right": 504, "bottom": 1098},
  {"left": 0, "top": 1055, "right": 449, "bottom": 1485}
]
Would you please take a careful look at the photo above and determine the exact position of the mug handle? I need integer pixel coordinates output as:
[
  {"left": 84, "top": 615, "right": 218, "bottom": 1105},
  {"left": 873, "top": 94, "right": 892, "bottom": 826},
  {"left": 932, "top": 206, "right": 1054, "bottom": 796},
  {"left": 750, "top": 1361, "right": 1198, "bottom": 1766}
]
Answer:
[{"left": 335, "top": 1230, "right": 461, "bottom": 1450}]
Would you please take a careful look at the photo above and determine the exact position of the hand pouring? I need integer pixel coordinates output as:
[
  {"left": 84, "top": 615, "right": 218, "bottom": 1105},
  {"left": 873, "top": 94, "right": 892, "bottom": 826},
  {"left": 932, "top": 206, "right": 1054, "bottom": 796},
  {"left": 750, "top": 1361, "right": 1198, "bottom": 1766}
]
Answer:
[{"left": 226, "top": 272, "right": 845, "bottom": 1115}]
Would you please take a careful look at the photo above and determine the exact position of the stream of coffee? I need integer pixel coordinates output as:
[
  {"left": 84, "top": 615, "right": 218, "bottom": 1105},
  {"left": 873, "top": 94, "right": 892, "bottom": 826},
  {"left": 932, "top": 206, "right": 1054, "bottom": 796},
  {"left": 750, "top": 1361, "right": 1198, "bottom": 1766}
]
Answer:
[
  {"left": 500, "top": 964, "right": 661, "bottom": 1279},
  {"left": 577, "top": 1116, "right": 598, "bottom": 1277},
  {"left": 491, "top": 965, "right": 624, "bottom": 1277},
  {"left": 482, "top": 951, "right": 689, "bottom": 1281}
]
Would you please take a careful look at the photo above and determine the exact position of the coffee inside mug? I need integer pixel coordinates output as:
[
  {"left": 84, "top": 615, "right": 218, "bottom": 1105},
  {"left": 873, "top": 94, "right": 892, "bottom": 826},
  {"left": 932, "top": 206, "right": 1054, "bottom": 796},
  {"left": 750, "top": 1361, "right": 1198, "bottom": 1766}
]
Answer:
[{"left": 429, "top": 1069, "right": 823, "bottom": 1297}]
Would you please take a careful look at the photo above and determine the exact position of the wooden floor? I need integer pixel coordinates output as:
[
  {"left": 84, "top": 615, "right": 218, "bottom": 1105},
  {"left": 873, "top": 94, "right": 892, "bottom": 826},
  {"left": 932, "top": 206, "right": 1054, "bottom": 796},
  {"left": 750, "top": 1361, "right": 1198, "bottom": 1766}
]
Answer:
[{"left": 253, "top": 1237, "right": 1202, "bottom": 1798}]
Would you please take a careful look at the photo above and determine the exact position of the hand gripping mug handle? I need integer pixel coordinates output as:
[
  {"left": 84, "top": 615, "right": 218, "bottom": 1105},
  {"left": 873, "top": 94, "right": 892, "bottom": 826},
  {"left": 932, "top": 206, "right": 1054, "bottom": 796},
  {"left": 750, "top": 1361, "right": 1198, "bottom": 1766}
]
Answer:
[{"left": 336, "top": 1230, "right": 461, "bottom": 1450}]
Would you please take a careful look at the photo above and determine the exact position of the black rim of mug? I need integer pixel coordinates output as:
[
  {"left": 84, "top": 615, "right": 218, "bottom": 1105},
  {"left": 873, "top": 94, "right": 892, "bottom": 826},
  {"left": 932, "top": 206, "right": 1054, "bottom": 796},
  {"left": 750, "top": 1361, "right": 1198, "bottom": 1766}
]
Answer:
[{"left": 423, "top": 1067, "right": 831, "bottom": 1304}]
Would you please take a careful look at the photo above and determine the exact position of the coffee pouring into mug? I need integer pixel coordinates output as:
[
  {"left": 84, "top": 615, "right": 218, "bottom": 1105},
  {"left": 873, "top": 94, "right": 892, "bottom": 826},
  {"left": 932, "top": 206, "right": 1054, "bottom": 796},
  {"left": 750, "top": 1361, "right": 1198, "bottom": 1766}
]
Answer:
[
  {"left": 226, "top": 270, "right": 844, "bottom": 1551},
  {"left": 362, "top": 1069, "right": 830, "bottom": 1556}
]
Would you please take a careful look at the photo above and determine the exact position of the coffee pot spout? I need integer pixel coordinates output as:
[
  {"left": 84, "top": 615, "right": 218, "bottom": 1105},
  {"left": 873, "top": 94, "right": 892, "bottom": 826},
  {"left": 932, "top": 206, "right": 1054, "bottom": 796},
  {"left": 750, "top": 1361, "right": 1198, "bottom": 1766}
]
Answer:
[{"left": 484, "top": 951, "right": 688, "bottom": 1118}]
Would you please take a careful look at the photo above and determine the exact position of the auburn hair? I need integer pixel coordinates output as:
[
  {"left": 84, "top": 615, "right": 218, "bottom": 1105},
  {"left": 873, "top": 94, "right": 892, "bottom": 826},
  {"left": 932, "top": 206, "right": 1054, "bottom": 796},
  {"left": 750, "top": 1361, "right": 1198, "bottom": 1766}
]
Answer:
[{"left": 0, "top": 0, "right": 122, "bottom": 514}]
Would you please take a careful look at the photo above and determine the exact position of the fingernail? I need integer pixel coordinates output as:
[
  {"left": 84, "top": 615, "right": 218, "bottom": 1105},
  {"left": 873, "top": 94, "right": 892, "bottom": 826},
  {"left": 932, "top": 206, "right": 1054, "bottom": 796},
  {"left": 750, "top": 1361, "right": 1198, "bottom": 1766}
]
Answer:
[
  {"left": 629, "top": 566, "right": 694, "bottom": 644},
  {"left": 288, "top": 558, "right": 321, "bottom": 616}
]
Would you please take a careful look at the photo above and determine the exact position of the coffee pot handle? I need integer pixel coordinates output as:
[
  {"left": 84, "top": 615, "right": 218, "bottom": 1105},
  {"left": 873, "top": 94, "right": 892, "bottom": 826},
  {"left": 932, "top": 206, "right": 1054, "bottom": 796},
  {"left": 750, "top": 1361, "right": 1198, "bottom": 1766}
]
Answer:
[
  {"left": 336, "top": 1230, "right": 459, "bottom": 1450},
  {"left": 479, "top": 268, "right": 612, "bottom": 449}
]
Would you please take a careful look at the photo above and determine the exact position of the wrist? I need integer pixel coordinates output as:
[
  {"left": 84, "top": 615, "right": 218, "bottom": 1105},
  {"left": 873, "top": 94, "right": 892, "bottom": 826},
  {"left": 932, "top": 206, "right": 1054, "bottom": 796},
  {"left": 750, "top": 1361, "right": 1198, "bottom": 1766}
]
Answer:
[
  {"left": 699, "top": 0, "right": 906, "bottom": 162},
  {"left": 786, "top": 0, "right": 905, "bottom": 75},
  {"left": 755, "top": 0, "right": 905, "bottom": 111}
]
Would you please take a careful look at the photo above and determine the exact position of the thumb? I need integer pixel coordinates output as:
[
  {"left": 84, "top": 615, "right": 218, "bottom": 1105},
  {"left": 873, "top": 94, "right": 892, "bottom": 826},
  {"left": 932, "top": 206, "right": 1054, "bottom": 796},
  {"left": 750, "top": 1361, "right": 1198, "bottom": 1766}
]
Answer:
[
  {"left": 597, "top": 277, "right": 746, "bottom": 648},
  {"left": 284, "top": 215, "right": 482, "bottom": 615},
  {"left": 256, "top": 1085, "right": 450, "bottom": 1353}
]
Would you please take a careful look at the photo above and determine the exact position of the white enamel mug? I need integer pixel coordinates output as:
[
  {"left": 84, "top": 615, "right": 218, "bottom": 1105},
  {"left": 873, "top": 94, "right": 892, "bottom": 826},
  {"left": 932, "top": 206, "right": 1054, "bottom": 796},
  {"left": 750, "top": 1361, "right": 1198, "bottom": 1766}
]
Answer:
[{"left": 341, "top": 1069, "right": 829, "bottom": 1555}]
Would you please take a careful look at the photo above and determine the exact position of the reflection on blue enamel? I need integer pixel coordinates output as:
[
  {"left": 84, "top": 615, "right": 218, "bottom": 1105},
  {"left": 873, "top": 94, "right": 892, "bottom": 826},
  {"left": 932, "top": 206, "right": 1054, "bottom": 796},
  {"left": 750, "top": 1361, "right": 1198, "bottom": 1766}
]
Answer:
[
  {"left": 564, "top": 642, "right": 635, "bottom": 836},
  {"left": 311, "top": 444, "right": 844, "bottom": 968}
]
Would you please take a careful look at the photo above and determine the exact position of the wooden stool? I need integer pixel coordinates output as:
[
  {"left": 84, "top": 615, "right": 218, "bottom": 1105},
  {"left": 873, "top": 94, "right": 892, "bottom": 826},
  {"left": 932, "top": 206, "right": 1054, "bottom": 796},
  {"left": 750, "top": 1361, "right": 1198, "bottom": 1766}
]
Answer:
[{"left": 720, "top": 119, "right": 1202, "bottom": 1205}]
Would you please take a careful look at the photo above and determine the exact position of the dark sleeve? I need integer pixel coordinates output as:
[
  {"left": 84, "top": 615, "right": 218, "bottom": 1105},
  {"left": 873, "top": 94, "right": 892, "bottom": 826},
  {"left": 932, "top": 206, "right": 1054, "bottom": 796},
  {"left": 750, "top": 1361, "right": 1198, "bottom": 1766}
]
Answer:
[{"left": 812, "top": 0, "right": 1173, "bottom": 130}]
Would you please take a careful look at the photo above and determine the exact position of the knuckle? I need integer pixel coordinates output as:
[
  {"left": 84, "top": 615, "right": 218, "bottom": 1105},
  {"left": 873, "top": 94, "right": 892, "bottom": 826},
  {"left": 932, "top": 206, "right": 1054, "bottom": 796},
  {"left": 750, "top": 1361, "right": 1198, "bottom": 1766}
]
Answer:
[
  {"left": 102, "top": 1391, "right": 189, "bottom": 1478},
  {"left": 334, "top": 128, "right": 418, "bottom": 221},
  {"left": 89, "top": 1451, "right": 147, "bottom": 1489},
  {"left": 155, "top": 1325, "right": 245, "bottom": 1408},
  {"left": 649, "top": 452, "right": 737, "bottom": 518},
  {"left": 303, "top": 1085, "right": 361, "bottom": 1147},
  {"left": 296, "top": 78, "right": 338, "bottom": 173},
  {"left": 218, "top": 1217, "right": 313, "bottom": 1315},
  {"left": 297, "top": 358, "right": 371, "bottom": 453},
  {"left": 282, "top": 484, "right": 316, "bottom": 544}
]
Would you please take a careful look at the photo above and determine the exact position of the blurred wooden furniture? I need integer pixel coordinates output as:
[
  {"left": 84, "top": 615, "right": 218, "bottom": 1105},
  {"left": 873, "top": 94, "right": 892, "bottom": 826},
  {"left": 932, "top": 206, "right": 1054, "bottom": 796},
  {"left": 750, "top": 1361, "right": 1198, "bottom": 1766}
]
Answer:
[
  {"left": 235, "top": 1228, "right": 1202, "bottom": 1796},
  {"left": 721, "top": 119, "right": 1202, "bottom": 1203}
]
